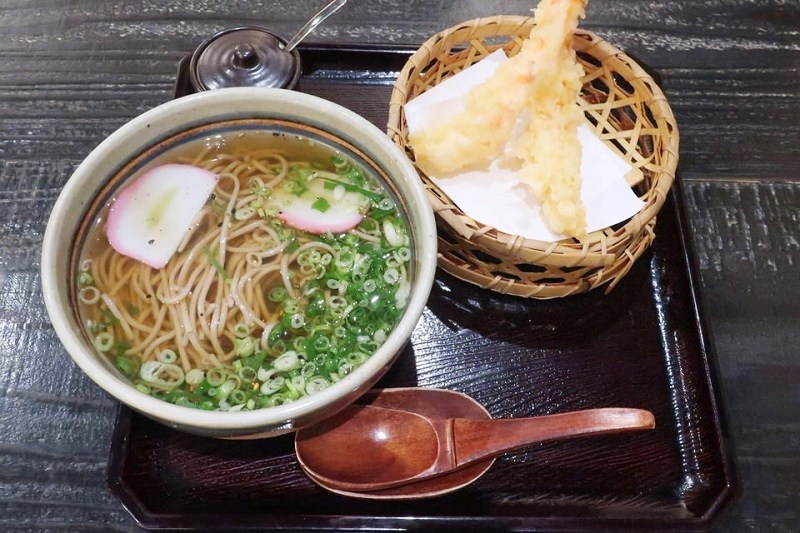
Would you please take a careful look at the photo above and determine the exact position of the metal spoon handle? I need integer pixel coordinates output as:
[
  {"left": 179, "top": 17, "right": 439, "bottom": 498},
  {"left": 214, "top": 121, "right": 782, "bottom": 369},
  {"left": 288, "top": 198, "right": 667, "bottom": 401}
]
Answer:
[
  {"left": 453, "top": 408, "right": 655, "bottom": 468},
  {"left": 284, "top": 0, "right": 348, "bottom": 52}
]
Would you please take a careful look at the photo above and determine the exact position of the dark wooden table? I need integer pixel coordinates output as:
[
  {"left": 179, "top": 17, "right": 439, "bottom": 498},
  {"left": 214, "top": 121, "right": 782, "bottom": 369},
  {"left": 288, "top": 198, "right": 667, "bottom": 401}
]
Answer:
[{"left": 0, "top": 1, "right": 797, "bottom": 531}]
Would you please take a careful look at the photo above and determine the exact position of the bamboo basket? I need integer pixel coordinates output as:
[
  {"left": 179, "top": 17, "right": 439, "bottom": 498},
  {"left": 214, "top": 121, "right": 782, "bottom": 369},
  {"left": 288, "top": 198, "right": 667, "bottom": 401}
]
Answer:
[{"left": 387, "top": 16, "right": 679, "bottom": 298}]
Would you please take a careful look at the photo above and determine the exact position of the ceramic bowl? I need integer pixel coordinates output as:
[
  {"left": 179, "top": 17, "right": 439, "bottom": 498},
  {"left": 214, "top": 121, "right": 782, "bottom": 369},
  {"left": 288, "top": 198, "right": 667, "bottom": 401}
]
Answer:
[{"left": 41, "top": 88, "right": 437, "bottom": 438}]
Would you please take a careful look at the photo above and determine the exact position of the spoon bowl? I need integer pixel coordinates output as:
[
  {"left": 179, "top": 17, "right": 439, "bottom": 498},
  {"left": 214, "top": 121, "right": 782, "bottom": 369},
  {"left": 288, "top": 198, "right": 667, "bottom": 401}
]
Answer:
[
  {"left": 296, "top": 387, "right": 495, "bottom": 499},
  {"left": 307, "top": 406, "right": 440, "bottom": 486},
  {"left": 296, "top": 388, "right": 655, "bottom": 496}
]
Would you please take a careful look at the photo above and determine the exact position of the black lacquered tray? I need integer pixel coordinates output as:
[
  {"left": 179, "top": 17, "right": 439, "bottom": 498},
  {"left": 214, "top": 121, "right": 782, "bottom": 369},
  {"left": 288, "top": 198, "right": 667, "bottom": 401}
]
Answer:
[{"left": 107, "top": 44, "right": 737, "bottom": 531}]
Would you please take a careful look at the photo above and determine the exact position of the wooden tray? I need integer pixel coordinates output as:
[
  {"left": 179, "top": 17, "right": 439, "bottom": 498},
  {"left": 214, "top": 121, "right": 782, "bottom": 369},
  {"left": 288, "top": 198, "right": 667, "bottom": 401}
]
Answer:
[{"left": 107, "top": 44, "right": 737, "bottom": 531}]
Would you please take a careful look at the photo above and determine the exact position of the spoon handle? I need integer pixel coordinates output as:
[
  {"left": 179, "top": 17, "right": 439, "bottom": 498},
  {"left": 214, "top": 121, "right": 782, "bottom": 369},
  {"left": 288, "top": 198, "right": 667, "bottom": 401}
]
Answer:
[
  {"left": 453, "top": 408, "right": 655, "bottom": 468},
  {"left": 284, "top": 0, "right": 348, "bottom": 52}
]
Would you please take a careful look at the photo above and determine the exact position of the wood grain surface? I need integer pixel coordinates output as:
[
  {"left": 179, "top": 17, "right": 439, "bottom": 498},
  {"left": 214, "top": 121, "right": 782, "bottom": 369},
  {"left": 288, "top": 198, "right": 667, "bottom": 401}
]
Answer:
[{"left": 0, "top": 0, "right": 797, "bottom": 531}]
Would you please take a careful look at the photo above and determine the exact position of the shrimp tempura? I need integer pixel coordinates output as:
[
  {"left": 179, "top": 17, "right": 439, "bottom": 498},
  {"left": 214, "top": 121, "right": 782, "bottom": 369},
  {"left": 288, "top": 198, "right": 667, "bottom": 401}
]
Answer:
[
  {"left": 514, "top": 0, "right": 587, "bottom": 237},
  {"left": 409, "top": 0, "right": 588, "bottom": 237}
]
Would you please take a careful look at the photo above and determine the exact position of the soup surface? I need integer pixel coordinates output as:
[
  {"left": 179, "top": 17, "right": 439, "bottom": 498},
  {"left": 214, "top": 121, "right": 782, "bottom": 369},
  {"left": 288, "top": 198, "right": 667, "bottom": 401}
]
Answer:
[{"left": 75, "top": 127, "right": 412, "bottom": 411}]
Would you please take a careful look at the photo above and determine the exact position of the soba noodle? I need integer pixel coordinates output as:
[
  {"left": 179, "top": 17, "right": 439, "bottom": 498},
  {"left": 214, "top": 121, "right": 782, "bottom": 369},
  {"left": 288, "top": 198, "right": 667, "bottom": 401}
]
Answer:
[{"left": 77, "top": 131, "right": 411, "bottom": 411}]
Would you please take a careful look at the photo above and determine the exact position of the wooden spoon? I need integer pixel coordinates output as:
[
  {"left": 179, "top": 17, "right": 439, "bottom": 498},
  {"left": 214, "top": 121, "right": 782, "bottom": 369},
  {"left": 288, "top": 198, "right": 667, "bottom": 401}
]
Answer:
[
  {"left": 295, "top": 388, "right": 655, "bottom": 494},
  {"left": 297, "top": 388, "right": 496, "bottom": 499}
]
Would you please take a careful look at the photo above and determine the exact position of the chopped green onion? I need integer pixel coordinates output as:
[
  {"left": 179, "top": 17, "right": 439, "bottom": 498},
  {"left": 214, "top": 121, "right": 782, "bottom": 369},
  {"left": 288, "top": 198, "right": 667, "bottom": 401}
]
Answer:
[
  {"left": 210, "top": 195, "right": 227, "bottom": 217},
  {"left": 79, "top": 286, "right": 101, "bottom": 305},
  {"left": 273, "top": 351, "right": 299, "bottom": 371},
  {"left": 312, "top": 335, "right": 330, "bottom": 352},
  {"left": 299, "top": 263, "right": 316, "bottom": 276},
  {"left": 241, "top": 350, "right": 267, "bottom": 370},
  {"left": 293, "top": 336, "right": 307, "bottom": 352},
  {"left": 311, "top": 197, "right": 331, "bottom": 212},
  {"left": 287, "top": 375, "right": 305, "bottom": 396},
  {"left": 334, "top": 252, "right": 355, "bottom": 272},
  {"left": 229, "top": 389, "right": 247, "bottom": 405},
  {"left": 290, "top": 314, "right": 305, "bottom": 329},
  {"left": 331, "top": 155, "right": 348, "bottom": 171},
  {"left": 338, "top": 361, "right": 354, "bottom": 376},
  {"left": 248, "top": 178, "right": 270, "bottom": 197},
  {"left": 270, "top": 339, "right": 287, "bottom": 354},
  {"left": 269, "top": 287, "right": 289, "bottom": 302},
  {"left": 328, "top": 296, "right": 346, "bottom": 309},
  {"left": 175, "top": 397, "right": 196, "bottom": 409},
  {"left": 206, "top": 367, "right": 226, "bottom": 387},
  {"left": 115, "top": 354, "right": 139, "bottom": 378},
  {"left": 185, "top": 368, "right": 205, "bottom": 386},
  {"left": 306, "top": 294, "right": 325, "bottom": 317},
  {"left": 257, "top": 367, "right": 276, "bottom": 382},
  {"left": 384, "top": 268, "right": 400, "bottom": 284},
  {"left": 140, "top": 361, "right": 184, "bottom": 388},
  {"left": 217, "top": 379, "right": 237, "bottom": 400},
  {"left": 234, "top": 206, "right": 255, "bottom": 221},
  {"left": 202, "top": 247, "right": 230, "bottom": 281},
  {"left": 234, "top": 337, "right": 255, "bottom": 357},
  {"left": 94, "top": 332, "right": 114, "bottom": 352},
  {"left": 318, "top": 176, "right": 381, "bottom": 201},
  {"left": 238, "top": 366, "right": 256, "bottom": 382},
  {"left": 78, "top": 271, "right": 94, "bottom": 286},
  {"left": 383, "top": 218, "right": 405, "bottom": 247},
  {"left": 99, "top": 309, "right": 120, "bottom": 327},
  {"left": 268, "top": 393, "right": 290, "bottom": 406},
  {"left": 301, "top": 362, "right": 317, "bottom": 378},
  {"left": 260, "top": 376, "right": 285, "bottom": 395},
  {"left": 306, "top": 376, "right": 330, "bottom": 395},
  {"left": 333, "top": 184, "right": 346, "bottom": 201},
  {"left": 158, "top": 349, "right": 177, "bottom": 364}
]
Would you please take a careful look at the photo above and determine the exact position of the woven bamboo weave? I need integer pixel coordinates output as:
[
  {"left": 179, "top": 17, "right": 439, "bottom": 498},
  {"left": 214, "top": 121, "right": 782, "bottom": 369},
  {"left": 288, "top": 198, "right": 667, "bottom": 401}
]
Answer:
[{"left": 387, "top": 16, "right": 679, "bottom": 299}]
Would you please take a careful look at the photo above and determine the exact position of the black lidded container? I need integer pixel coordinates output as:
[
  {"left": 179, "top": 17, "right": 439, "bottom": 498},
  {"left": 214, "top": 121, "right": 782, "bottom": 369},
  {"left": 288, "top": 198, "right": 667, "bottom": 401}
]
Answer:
[{"left": 188, "top": 26, "right": 302, "bottom": 92}]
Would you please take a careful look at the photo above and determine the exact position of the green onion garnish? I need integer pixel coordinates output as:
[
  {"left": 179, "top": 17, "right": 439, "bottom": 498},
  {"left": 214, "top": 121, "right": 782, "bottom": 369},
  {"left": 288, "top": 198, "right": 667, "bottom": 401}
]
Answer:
[
  {"left": 202, "top": 247, "right": 230, "bottom": 281},
  {"left": 92, "top": 159, "right": 415, "bottom": 413},
  {"left": 317, "top": 176, "right": 381, "bottom": 201},
  {"left": 311, "top": 197, "right": 331, "bottom": 212},
  {"left": 115, "top": 354, "right": 140, "bottom": 378},
  {"left": 99, "top": 309, "right": 120, "bottom": 327}
]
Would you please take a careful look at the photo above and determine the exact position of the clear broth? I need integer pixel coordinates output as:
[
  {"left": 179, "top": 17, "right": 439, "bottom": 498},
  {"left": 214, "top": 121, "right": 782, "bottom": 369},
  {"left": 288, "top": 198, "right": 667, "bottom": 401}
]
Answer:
[{"left": 75, "top": 127, "right": 412, "bottom": 411}]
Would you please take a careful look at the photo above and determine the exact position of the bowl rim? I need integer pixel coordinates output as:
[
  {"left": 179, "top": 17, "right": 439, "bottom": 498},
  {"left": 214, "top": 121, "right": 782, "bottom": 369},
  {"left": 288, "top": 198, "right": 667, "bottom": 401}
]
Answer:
[{"left": 41, "top": 87, "right": 437, "bottom": 432}]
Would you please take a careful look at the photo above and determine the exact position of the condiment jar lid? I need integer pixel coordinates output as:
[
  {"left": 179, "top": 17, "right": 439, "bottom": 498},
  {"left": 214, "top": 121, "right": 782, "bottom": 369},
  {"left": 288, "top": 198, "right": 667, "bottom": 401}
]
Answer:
[{"left": 189, "top": 26, "right": 302, "bottom": 91}]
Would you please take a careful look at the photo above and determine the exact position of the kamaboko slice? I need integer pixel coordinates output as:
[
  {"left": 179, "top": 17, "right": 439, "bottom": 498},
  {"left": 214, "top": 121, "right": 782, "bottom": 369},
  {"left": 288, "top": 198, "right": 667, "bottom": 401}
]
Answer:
[
  {"left": 273, "top": 177, "right": 367, "bottom": 234},
  {"left": 107, "top": 164, "right": 218, "bottom": 269},
  {"left": 277, "top": 201, "right": 364, "bottom": 234}
]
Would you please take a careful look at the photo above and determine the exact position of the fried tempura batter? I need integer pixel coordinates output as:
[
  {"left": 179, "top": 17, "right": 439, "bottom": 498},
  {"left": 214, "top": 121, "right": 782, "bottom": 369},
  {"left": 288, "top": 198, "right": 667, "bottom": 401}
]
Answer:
[
  {"left": 514, "top": 0, "right": 587, "bottom": 237},
  {"left": 410, "top": 0, "right": 588, "bottom": 237}
]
